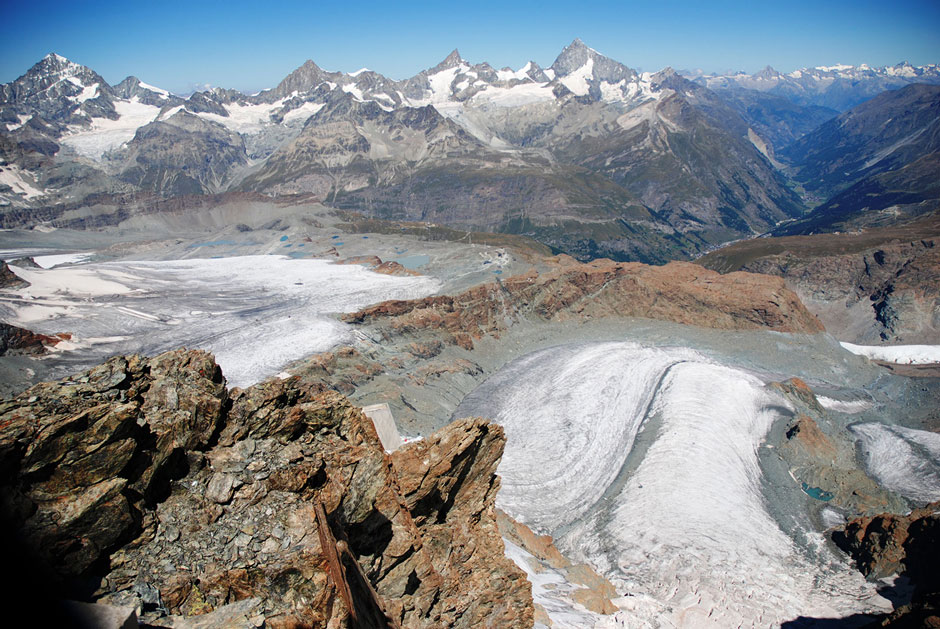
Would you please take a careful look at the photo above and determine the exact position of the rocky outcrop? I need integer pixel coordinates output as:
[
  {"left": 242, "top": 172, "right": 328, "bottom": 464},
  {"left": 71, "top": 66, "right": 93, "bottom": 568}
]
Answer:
[
  {"left": 339, "top": 255, "right": 418, "bottom": 277},
  {"left": 392, "top": 419, "right": 533, "bottom": 628},
  {"left": 344, "top": 257, "right": 824, "bottom": 344},
  {"left": 0, "top": 260, "right": 29, "bottom": 288},
  {"left": 0, "top": 321, "right": 60, "bottom": 355},
  {"left": 834, "top": 503, "right": 940, "bottom": 627},
  {"left": 700, "top": 223, "right": 940, "bottom": 344},
  {"left": 771, "top": 378, "right": 904, "bottom": 515},
  {"left": 0, "top": 350, "right": 531, "bottom": 627}
]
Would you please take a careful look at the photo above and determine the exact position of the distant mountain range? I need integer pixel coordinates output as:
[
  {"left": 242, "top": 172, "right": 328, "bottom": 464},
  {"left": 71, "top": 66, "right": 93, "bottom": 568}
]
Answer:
[
  {"left": 685, "top": 62, "right": 940, "bottom": 111},
  {"left": 1, "top": 42, "right": 938, "bottom": 262}
]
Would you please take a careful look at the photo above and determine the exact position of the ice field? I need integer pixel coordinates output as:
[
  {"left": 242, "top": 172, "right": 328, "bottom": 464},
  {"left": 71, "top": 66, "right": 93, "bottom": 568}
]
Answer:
[
  {"left": 457, "top": 342, "right": 903, "bottom": 627},
  {"left": 0, "top": 254, "right": 440, "bottom": 387}
]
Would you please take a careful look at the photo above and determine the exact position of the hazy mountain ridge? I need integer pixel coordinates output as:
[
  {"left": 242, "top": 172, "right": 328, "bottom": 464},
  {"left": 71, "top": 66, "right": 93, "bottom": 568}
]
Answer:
[{"left": 686, "top": 61, "right": 940, "bottom": 111}]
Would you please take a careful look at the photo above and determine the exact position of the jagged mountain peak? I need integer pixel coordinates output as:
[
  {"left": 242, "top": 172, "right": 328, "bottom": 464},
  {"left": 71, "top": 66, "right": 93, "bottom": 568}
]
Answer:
[
  {"left": 265, "top": 59, "right": 332, "bottom": 100},
  {"left": 428, "top": 49, "right": 467, "bottom": 74},
  {"left": 549, "top": 39, "right": 638, "bottom": 98},
  {"left": 24, "top": 52, "right": 96, "bottom": 82},
  {"left": 756, "top": 65, "right": 779, "bottom": 78}
]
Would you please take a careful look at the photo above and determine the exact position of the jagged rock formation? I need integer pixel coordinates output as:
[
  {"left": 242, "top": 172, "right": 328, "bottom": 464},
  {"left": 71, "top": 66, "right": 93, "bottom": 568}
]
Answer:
[
  {"left": 0, "top": 349, "right": 531, "bottom": 627},
  {"left": 834, "top": 503, "right": 940, "bottom": 627}
]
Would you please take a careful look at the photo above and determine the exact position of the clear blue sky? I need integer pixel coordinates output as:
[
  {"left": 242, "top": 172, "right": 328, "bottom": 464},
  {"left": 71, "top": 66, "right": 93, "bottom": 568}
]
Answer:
[{"left": 2, "top": 0, "right": 938, "bottom": 94}]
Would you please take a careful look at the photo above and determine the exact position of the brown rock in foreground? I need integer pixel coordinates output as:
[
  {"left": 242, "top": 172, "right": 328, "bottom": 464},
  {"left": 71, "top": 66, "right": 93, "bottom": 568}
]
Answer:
[
  {"left": 0, "top": 350, "right": 532, "bottom": 627},
  {"left": 834, "top": 502, "right": 940, "bottom": 627},
  {"left": 393, "top": 419, "right": 533, "bottom": 628},
  {"left": 344, "top": 257, "right": 824, "bottom": 344}
]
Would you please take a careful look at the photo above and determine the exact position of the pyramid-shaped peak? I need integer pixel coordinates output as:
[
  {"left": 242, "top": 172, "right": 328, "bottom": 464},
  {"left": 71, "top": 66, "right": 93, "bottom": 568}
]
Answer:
[
  {"left": 44, "top": 52, "right": 71, "bottom": 64},
  {"left": 552, "top": 39, "right": 636, "bottom": 83},
  {"left": 757, "top": 65, "right": 778, "bottom": 76},
  {"left": 33, "top": 53, "right": 83, "bottom": 74},
  {"left": 429, "top": 49, "right": 466, "bottom": 73}
]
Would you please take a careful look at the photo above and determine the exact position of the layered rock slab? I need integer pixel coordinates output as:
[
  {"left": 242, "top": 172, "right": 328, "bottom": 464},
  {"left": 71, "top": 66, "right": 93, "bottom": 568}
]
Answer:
[{"left": 344, "top": 256, "right": 824, "bottom": 345}]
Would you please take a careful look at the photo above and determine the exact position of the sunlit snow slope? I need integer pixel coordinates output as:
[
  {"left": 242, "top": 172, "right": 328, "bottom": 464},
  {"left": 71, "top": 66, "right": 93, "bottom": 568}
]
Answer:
[{"left": 455, "top": 342, "right": 892, "bottom": 628}]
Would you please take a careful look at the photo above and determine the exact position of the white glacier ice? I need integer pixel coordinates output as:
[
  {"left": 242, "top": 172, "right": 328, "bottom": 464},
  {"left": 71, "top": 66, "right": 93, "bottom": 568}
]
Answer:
[
  {"left": 1, "top": 255, "right": 440, "bottom": 388},
  {"left": 840, "top": 341, "right": 940, "bottom": 365},
  {"left": 455, "top": 342, "right": 893, "bottom": 627},
  {"left": 60, "top": 98, "right": 162, "bottom": 158},
  {"left": 850, "top": 423, "right": 940, "bottom": 502}
]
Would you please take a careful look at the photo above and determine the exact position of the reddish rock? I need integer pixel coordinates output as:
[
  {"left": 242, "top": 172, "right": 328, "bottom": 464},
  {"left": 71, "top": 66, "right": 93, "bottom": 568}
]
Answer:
[
  {"left": 835, "top": 502, "right": 940, "bottom": 627},
  {"left": 344, "top": 258, "right": 824, "bottom": 340},
  {"left": 0, "top": 321, "right": 60, "bottom": 356},
  {"left": 392, "top": 419, "right": 534, "bottom": 628},
  {"left": 0, "top": 351, "right": 532, "bottom": 628}
]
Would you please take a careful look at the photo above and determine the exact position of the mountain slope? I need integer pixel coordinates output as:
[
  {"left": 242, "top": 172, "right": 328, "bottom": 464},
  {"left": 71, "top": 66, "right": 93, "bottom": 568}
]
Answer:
[
  {"left": 779, "top": 84, "right": 940, "bottom": 206},
  {"left": 15, "top": 45, "right": 940, "bottom": 261}
]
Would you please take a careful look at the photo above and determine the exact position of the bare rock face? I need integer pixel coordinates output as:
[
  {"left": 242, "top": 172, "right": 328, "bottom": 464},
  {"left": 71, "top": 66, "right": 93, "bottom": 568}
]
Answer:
[
  {"left": 0, "top": 260, "right": 29, "bottom": 288},
  {"left": 700, "top": 229, "right": 940, "bottom": 343},
  {"left": 344, "top": 257, "right": 824, "bottom": 346},
  {"left": 834, "top": 502, "right": 940, "bottom": 627},
  {"left": 0, "top": 350, "right": 226, "bottom": 578},
  {"left": 392, "top": 419, "right": 533, "bottom": 628},
  {"left": 0, "top": 350, "right": 532, "bottom": 627}
]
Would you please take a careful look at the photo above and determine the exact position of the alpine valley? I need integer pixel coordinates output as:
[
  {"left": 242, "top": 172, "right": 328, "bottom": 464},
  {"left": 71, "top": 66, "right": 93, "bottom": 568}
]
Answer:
[{"left": 0, "top": 39, "right": 939, "bottom": 629}]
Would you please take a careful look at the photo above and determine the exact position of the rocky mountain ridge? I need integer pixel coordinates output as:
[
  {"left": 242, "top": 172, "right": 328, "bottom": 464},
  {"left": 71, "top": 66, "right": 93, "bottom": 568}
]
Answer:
[
  {"left": 0, "top": 43, "right": 861, "bottom": 263},
  {"left": 3, "top": 44, "right": 938, "bottom": 263},
  {"left": 0, "top": 349, "right": 533, "bottom": 627}
]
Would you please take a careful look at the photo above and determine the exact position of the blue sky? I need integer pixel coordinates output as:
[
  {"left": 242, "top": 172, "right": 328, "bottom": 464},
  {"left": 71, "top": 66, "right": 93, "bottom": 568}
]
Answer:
[{"left": 2, "top": 0, "right": 938, "bottom": 94}]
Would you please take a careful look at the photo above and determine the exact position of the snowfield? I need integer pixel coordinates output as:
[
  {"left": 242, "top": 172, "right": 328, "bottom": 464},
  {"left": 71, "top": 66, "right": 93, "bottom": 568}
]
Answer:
[
  {"left": 1, "top": 255, "right": 440, "bottom": 388},
  {"left": 60, "top": 98, "right": 162, "bottom": 159},
  {"left": 840, "top": 341, "right": 940, "bottom": 365},
  {"left": 456, "top": 342, "right": 893, "bottom": 628}
]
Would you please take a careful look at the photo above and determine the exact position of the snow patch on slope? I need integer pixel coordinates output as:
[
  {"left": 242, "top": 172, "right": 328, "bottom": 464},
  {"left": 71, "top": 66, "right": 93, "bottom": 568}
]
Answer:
[
  {"left": 559, "top": 58, "right": 594, "bottom": 96},
  {"left": 60, "top": 97, "right": 162, "bottom": 159},
  {"left": 471, "top": 83, "right": 556, "bottom": 107},
  {"left": 840, "top": 341, "right": 940, "bottom": 365},
  {"left": 0, "top": 164, "right": 44, "bottom": 198}
]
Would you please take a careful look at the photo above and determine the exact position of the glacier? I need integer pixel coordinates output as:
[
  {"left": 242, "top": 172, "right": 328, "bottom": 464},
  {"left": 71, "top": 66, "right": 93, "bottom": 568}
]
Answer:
[
  {"left": 851, "top": 423, "right": 940, "bottom": 502},
  {"left": 455, "top": 342, "right": 894, "bottom": 627},
  {"left": 1, "top": 255, "right": 440, "bottom": 388}
]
